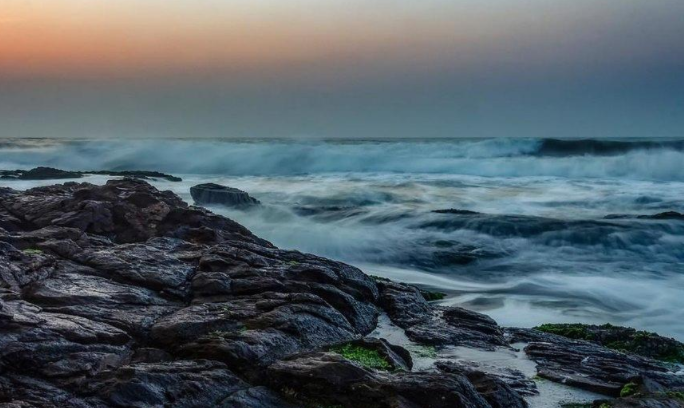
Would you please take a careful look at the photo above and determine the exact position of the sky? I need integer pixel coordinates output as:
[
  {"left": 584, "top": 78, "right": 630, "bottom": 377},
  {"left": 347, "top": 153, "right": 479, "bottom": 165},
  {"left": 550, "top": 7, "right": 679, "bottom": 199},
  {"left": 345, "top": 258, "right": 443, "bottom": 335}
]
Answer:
[{"left": 0, "top": 0, "right": 683, "bottom": 139}]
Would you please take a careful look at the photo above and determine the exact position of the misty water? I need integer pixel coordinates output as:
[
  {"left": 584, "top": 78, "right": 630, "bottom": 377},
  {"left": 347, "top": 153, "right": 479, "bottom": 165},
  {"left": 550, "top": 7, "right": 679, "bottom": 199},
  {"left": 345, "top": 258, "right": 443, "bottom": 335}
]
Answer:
[{"left": 2, "top": 138, "right": 684, "bottom": 340}]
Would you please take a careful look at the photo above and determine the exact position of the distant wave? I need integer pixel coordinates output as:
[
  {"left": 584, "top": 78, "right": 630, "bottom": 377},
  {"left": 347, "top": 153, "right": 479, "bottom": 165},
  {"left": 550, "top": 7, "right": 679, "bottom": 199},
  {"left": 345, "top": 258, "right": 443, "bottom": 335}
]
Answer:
[
  {"left": 535, "top": 138, "right": 684, "bottom": 157},
  {"left": 1, "top": 138, "right": 684, "bottom": 181}
]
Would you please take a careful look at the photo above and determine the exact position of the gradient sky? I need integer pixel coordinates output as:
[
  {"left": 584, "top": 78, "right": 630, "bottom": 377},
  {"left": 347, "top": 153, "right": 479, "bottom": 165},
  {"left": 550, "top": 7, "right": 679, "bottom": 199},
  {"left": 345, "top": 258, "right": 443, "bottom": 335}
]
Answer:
[{"left": 1, "top": 0, "right": 683, "bottom": 139}]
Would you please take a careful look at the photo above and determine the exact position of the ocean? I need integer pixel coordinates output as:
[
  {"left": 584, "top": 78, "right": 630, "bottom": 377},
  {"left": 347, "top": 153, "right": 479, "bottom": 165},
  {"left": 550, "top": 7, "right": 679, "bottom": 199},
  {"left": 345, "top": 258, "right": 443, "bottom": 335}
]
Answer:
[{"left": 2, "top": 137, "right": 683, "bottom": 340}]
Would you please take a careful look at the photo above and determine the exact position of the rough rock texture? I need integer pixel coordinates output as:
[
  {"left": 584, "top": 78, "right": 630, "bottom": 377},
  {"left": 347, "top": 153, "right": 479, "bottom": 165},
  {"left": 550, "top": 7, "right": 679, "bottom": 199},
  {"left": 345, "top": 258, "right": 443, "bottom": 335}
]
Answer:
[
  {"left": 436, "top": 361, "right": 530, "bottom": 408},
  {"left": 190, "top": 183, "right": 260, "bottom": 208},
  {"left": 2, "top": 178, "right": 682, "bottom": 408},
  {"left": 265, "top": 352, "right": 492, "bottom": 408},
  {"left": 508, "top": 328, "right": 674, "bottom": 397},
  {"left": 534, "top": 323, "right": 684, "bottom": 364},
  {"left": 436, "top": 360, "right": 537, "bottom": 398},
  {"left": 377, "top": 278, "right": 507, "bottom": 349}
]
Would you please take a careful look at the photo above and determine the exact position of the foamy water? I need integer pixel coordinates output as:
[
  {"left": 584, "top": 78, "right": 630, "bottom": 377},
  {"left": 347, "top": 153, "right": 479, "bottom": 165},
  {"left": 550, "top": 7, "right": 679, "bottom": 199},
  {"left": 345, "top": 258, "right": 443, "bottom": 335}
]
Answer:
[{"left": 2, "top": 138, "right": 683, "bottom": 339}]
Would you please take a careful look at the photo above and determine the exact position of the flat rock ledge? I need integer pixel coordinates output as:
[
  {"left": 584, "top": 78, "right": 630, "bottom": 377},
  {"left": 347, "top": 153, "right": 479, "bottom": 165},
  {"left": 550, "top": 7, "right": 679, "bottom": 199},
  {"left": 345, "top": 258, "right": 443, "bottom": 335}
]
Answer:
[
  {"left": 0, "top": 178, "right": 682, "bottom": 408},
  {"left": 0, "top": 167, "right": 182, "bottom": 182}
]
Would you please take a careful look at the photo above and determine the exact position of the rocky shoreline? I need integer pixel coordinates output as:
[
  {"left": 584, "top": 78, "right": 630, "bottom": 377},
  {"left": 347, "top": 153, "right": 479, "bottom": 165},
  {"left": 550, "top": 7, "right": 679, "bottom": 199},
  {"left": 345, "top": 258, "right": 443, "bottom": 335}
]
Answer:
[{"left": 1, "top": 178, "right": 683, "bottom": 408}]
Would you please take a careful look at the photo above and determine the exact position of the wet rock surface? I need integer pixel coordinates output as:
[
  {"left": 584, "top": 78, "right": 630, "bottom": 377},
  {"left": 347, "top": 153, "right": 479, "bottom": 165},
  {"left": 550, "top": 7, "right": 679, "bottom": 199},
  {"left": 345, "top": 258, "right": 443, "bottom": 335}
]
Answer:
[
  {"left": 265, "top": 352, "right": 492, "bottom": 408},
  {"left": 436, "top": 361, "right": 530, "bottom": 408},
  {"left": 377, "top": 278, "right": 507, "bottom": 349},
  {"left": 533, "top": 323, "right": 684, "bottom": 364},
  {"left": 1, "top": 178, "right": 683, "bottom": 408},
  {"left": 508, "top": 328, "right": 681, "bottom": 400},
  {"left": 190, "top": 183, "right": 260, "bottom": 208}
]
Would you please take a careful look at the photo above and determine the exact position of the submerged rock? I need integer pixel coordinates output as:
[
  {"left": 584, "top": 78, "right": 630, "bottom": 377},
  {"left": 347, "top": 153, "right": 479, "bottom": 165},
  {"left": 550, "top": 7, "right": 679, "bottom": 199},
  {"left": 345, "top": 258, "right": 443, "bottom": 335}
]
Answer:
[
  {"left": 190, "top": 183, "right": 260, "bottom": 208},
  {"left": 604, "top": 211, "right": 684, "bottom": 221},
  {"left": 1, "top": 167, "right": 82, "bottom": 180},
  {"left": 0, "top": 167, "right": 182, "bottom": 182},
  {"left": 432, "top": 209, "right": 481, "bottom": 215}
]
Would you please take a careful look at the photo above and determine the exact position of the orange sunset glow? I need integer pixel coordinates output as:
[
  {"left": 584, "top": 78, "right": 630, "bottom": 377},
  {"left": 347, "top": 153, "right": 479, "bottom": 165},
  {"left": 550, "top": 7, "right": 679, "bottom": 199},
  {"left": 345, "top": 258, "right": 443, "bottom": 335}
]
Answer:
[{"left": 0, "top": 0, "right": 682, "bottom": 139}]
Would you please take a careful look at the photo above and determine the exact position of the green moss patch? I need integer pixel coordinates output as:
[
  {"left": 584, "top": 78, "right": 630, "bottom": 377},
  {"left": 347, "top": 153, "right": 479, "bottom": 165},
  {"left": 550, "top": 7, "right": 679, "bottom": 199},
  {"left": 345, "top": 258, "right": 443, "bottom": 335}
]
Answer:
[
  {"left": 535, "top": 324, "right": 595, "bottom": 341},
  {"left": 330, "top": 343, "right": 391, "bottom": 371},
  {"left": 620, "top": 382, "right": 638, "bottom": 398},
  {"left": 22, "top": 248, "right": 44, "bottom": 255},
  {"left": 420, "top": 290, "right": 447, "bottom": 301},
  {"left": 666, "top": 391, "right": 684, "bottom": 401}
]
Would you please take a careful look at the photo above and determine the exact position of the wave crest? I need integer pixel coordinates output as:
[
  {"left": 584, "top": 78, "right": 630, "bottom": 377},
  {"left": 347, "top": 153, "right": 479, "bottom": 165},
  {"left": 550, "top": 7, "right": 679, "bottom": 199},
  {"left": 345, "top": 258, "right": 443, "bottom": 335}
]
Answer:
[{"left": 1, "top": 138, "right": 684, "bottom": 181}]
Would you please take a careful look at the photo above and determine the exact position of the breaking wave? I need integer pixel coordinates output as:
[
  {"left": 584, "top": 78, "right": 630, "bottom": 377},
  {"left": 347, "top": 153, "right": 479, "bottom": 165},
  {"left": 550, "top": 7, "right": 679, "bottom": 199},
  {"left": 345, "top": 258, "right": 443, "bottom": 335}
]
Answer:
[{"left": 2, "top": 138, "right": 684, "bottom": 181}]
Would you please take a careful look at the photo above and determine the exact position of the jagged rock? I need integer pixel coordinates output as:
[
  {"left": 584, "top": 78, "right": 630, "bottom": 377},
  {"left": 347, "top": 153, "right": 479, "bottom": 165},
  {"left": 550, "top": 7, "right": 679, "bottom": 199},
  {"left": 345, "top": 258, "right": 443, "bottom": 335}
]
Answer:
[
  {"left": 266, "top": 352, "right": 491, "bottom": 408},
  {"left": 190, "top": 183, "right": 260, "bottom": 208},
  {"left": 0, "top": 179, "right": 264, "bottom": 245},
  {"left": 0, "top": 298, "right": 131, "bottom": 388},
  {"left": 508, "top": 328, "right": 670, "bottom": 396},
  {"left": 533, "top": 323, "right": 684, "bottom": 364},
  {"left": 0, "top": 374, "right": 104, "bottom": 408},
  {"left": 377, "top": 279, "right": 506, "bottom": 349},
  {"left": 5, "top": 178, "right": 681, "bottom": 408},
  {"left": 437, "top": 361, "right": 530, "bottom": 408},
  {"left": 435, "top": 360, "right": 537, "bottom": 397},
  {"left": 82, "top": 360, "right": 294, "bottom": 408}
]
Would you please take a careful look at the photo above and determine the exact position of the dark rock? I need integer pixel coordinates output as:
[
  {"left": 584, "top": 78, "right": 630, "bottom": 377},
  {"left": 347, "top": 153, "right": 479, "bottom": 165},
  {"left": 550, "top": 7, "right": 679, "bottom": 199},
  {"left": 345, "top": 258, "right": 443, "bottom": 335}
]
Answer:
[
  {"left": 432, "top": 209, "right": 481, "bottom": 215},
  {"left": 190, "top": 183, "right": 260, "bottom": 208},
  {"left": 0, "top": 168, "right": 181, "bottom": 182},
  {"left": 533, "top": 323, "right": 684, "bottom": 364},
  {"left": 9, "top": 178, "right": 679, "bottom": 408},
  {"left": 642, "top": 211, "right": 684, "bottom": 220},
  {"left": 15, "top": 167, "right": 82, "bottom": 180},
  {"left": 0, "top": 298, "right": 131, "bottom": 388},
  {"left": 437, "top": 361, "right": 529, "bottom": 408},
  {"left": 83, "top": 360, "right": 294, "bottom": 408},
  {"left": 605, "top": 211, "right": 684, "bottom": 221},
  {"left": 508, "top": 328, "right": 671, "bottom": 396},
  {"left": 436, "top": 360, "right": 537, "bottom": 398},
  {"left": 377, "top": 279, "right": 506, "bottom": 349},
  {"left": 0, "top": 374, "right": 105, "bottom": 408},
  {"left": 0, "top": 179, "right": 265, "bottom": 245},
  {"left": 266, "top": 352, "right": 491, "bottom": 408},
  {"left": 87, "top": 170, "right": 182, "bottom": 182}
]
